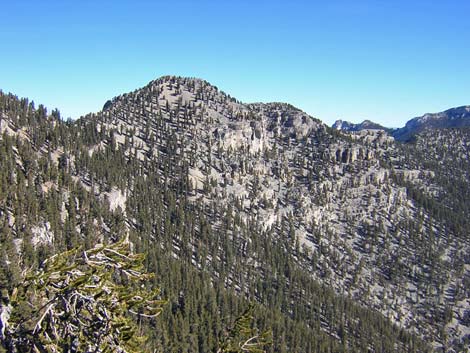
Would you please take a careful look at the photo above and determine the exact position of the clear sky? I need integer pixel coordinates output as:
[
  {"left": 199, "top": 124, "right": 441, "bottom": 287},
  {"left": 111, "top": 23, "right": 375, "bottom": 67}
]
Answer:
[{"left": 1, "top": 0, "right": 469, "bottom": 127}]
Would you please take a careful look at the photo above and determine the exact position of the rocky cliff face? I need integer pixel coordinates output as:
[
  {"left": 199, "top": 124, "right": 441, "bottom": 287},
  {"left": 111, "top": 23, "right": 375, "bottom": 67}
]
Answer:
[{"left": 1, "top": 77, "right": 470, "bottom": 351}]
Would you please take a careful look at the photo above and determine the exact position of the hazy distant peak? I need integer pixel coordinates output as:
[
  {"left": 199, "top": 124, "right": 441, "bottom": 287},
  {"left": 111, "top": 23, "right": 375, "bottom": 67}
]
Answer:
[{"left": 332, "top": 119, "right": 388, "bottom": 132}]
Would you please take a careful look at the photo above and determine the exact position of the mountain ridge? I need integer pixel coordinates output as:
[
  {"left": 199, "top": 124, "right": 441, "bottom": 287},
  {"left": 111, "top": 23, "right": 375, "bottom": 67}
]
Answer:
[
  {"left": 332, "top": 105, "right": 470, "bottom": 142},
  {"left": 67, "top": 76, "right": 470, "bottom": 349},
  {"left": 393, "top": 105, "right": 470, "bottom": 141},
  {"left": 1, "top": 76, "right": 470, "bottom": 351},
  {"left": 332, "top": 119, "right": 390, "bottom": 132}
]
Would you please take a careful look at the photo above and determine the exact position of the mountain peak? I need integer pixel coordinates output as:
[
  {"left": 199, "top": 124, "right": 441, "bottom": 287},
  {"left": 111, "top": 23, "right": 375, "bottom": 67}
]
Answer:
[
  {"left": 3, "top": 80, "right": 470, "bottom": 351},
  {"left": 99, "top": 76, "right": 325, "bottom": 139},
  {"left": 332, "top": 119, "right": 388, "bottom": 132}
]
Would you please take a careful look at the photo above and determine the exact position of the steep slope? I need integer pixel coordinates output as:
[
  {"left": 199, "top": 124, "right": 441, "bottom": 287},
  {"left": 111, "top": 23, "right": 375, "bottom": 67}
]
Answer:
[
  {"left": 2, "top": 78, "right": 470, "bottom": 351},
  {"left": 76, "top": 76, "right": 469, "bottom": 350},
  {"left": 0, "top": 88, "right": 429, "bottom": 352}
]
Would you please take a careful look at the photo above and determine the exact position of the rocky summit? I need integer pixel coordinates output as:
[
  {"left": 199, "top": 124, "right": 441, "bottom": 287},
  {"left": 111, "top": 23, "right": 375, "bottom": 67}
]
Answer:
[
  {"left": 332, "top": 119, "right": 390, "bottom": 133},
  {"left": 1, "top": 76, "right": 469, "bottom": 352}
]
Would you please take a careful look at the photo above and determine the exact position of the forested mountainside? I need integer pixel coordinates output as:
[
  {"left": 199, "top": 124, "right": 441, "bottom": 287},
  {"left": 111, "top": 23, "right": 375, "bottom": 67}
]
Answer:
[{"left": 0, "top": 76, "right": 469, "bottom": 352}]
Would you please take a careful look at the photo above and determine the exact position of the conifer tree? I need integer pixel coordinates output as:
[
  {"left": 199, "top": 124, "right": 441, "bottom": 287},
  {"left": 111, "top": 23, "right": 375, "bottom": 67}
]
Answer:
[
  {"left": 217, "top": 306, "right": 272, "bottom": 353},
  {"left": 1, "top": 241, "right": 166, "bottom": 353}
]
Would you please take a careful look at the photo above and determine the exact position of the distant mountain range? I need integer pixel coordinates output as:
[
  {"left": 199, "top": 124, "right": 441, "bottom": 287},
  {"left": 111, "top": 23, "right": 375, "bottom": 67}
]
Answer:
[{"left": 332, "top": 105, "right": 470, "bottom": 141}]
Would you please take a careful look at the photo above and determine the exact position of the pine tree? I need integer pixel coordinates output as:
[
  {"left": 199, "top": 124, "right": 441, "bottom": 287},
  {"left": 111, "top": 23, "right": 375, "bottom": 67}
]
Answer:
[
  {"left": 217, "top": 306, "right": 272, "bottom": 353},
  {"left": 1, "top": 241, "right": 167, "bottom": 353}
]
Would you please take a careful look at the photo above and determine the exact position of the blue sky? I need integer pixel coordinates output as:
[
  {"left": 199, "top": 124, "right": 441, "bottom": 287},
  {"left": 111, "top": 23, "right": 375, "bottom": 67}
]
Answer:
[{"left": 1, "top": 0, "right": 469, "bottom": 126}]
